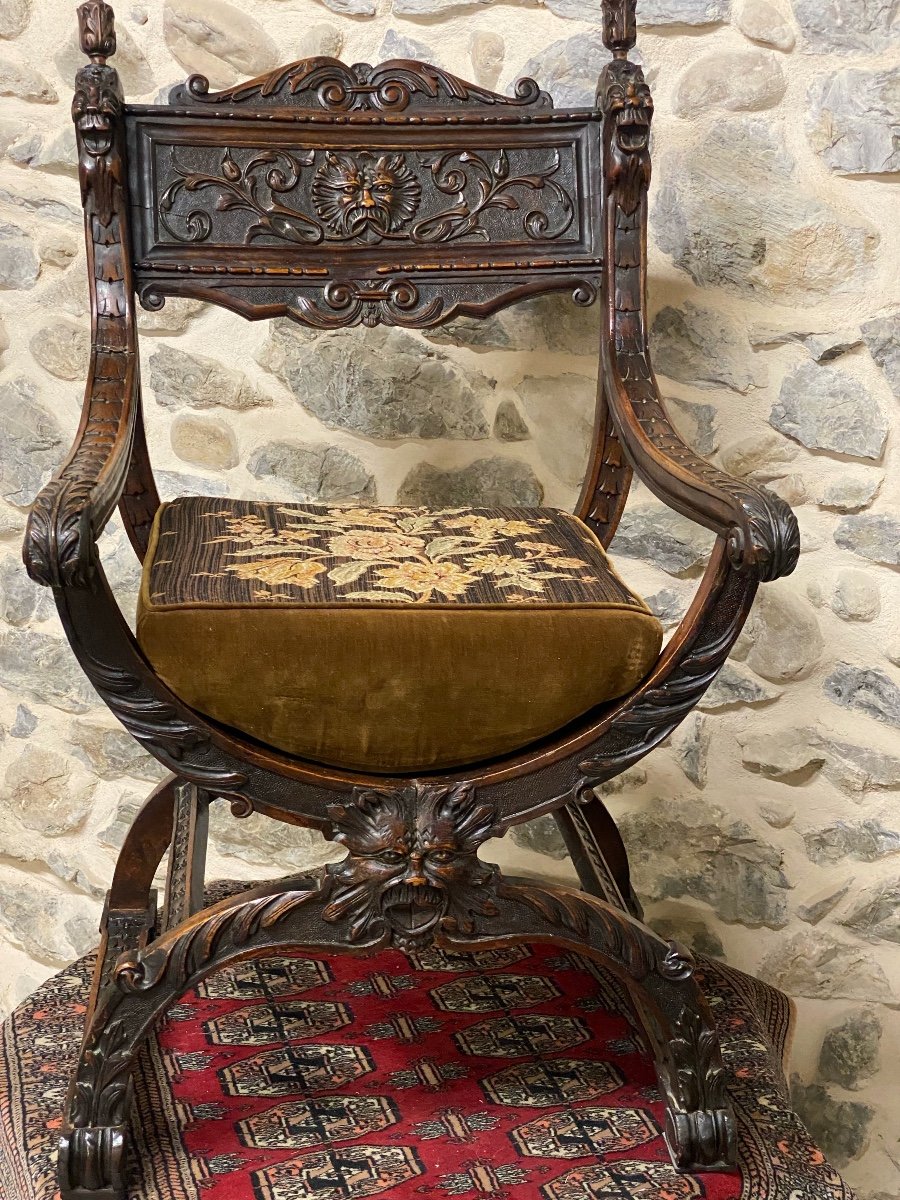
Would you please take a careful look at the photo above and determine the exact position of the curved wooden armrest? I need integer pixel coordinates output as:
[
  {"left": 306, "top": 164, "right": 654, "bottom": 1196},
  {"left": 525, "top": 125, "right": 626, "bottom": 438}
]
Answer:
[
  {"left": 24, "top": 347, "right": 137, "bottom": 588},
  {"left": 599, "top": 54, "right": 799, "bottom": 584}
]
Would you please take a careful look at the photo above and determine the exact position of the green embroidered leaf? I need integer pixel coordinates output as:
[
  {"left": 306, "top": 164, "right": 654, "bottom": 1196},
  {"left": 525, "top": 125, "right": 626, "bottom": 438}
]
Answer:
[
  {"left": 497, "top": 575, "right": 544, "bottom": 592},
  {"left": 328, "top": 560, "right": 370, "bottom": 585},
  {"left": 425, "top": 536, "right": 467, "bottom": 558}
]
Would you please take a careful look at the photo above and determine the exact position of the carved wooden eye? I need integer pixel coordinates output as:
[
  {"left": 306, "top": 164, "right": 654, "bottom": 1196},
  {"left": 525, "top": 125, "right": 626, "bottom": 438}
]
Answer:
[
  {"left": 378, "top": 850, "right": 405, "bottom": 864},
  {"left": 428, "top": 850, "right": 454, "bottom": 864}
]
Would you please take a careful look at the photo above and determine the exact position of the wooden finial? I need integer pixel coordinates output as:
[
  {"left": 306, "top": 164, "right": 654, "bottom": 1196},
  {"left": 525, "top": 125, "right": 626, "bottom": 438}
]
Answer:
[
  {"left": 602, "top": 0, "right": 637, "bottom": 56},
  {"left": 77, "top": 0, "right": 116, "bottom": 62}
]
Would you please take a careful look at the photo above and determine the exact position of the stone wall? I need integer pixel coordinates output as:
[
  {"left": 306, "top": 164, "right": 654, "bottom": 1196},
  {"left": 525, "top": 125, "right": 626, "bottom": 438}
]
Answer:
[{"left": 0, "top": 0, "right": 898, "bottom": 1193}]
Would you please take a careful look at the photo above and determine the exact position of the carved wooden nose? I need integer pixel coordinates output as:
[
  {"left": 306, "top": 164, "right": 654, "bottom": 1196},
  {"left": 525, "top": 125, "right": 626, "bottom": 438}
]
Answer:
[
  {"left": 403, "top": 855, "right": 427, "bottom": 885},
  {"left": 361, "top": 188, "right": 376, "bottom": 208}
]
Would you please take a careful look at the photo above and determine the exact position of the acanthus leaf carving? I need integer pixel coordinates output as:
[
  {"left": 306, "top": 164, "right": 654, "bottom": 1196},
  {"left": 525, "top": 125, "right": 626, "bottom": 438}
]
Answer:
[{"left": 324, "top": 782, "right": 499, "bottom": 951}]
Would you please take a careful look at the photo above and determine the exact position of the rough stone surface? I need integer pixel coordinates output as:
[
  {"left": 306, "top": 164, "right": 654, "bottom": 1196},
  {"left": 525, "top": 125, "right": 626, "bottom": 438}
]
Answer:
[
  {"left": 170, "top": 413, "right": 239, "bottom": 471},
  {"left": 735, "top": 588, "right": 824, "bottom": 683},
  {"left": 163, "top": 0, "right": 279, "bottom": 90},
  {"left": 804, "top": 820, "right": 900, "bottom": 866},
  {"left": 791, "top": 1082, "right": 875, "bottom": 1169},
  {"left": 821, "top": 739, "right": 900, "bottom": 794},
  {"left": 429, "top": 295, "right": 600, "bottom": 358},
  {"left": 735, "top": 0, "right": 795, "bottom": 50},
  {"left": 9, "top": 706, "right": 37, "bottom": 740},
  {"left": 492, "top": 399, "right": 530, "bottom": 443},
  {"left": 55, "top": 22, "right": 155, "bottom": 97},
  {"left": 397, "top": 459, "right": 543, "bottom": 508},
  {"left": 247, "top": 440, "right": 375, "bottom": 503},
  {"left": 611, "top": 505, "right": 713, "bottom": 575},
  {"left": 651, "top": 302, "right": 763, "bottom": 394},
  {"left": 0, "top": 556, "right": 50, "bottom": 627},
  {"left": 0, "top": 222, "right": 39, "bottom": 290},
  {"left": 377, "top": 29, "right": 432, "bottom": 61},
  {"left": 4, "top": 745, "right": 94, "bottom": 837},
  {"left": 0, "top": 0, "right": 30, "bottom": 38},
  {"left": 832, "top": 571, "right": 879, "bottom": 622},
  {"left": 652, "top": 119, "right": 879, "bottom": 301},
  {"left": 8, "top": 125, "right": 78, "bottom": 177},
  {"left": 673, "top": 714, "right": 710, "bottom": 788},
  {"left": 0, "top": 376, "right": 63, "bottom": 507},
  {"left": 861, "top": 313, "right": 900, "bottom": 397},
  {"left": 514, "top": 374, "right": 593, "bottom": 486},
  {"left": 739, "top": 726, "right": 825, "bottom": 780},
  {"left": 137, "top": 297, "right": 204, "bottom": 335},
  {"left": 758, "top": 800, "right": 796, "bottom": 829},
  {"left": 518, "top": 32, "right": 608, "bottom": 108},
  {"left": 0, "top": 871, "right": 98, "bottom": 963},
  {"left": 295, "top": 24, "right": 343, "bottom": 60},
  {"left": 720, "top": 431, "right": 797, "bottom": 481},
  {"left": 0, "top": 59, "right": 56, "bottom": 103},
  {"left": 68, "top": 721, "right": 166, "bottom": 783},
  {"left": 639, "top": 0, "right": 729, "bottom": 24},
  {"left": 619, "top": 797, "right": 791, "bottom": 929},
  {"left": 698, "top": 663, "right": 782, "bottom": 710},
  {"left": 770, "top": 362, "right": 888, "bottom": 461},
  {"left": 834, "top": 511, "right": 900, "bottom": 566},
  {"left": 0, "top": 629, "right": 100, "bottom": 715},
  {"left": 816, "top": 469, "right": 883, "bottom": 513},
  {"left": 259, "top": 322, "right": 492, "bottom": 441},
  {"left": 29, "top": 321, "right": 89, "bottom": 381},
  {"left": 208, "top": 803, "right": 340, "bottom": 874},
  {"left": 150, "top": 346, "right": 273, "bottom": 412},
  {"left": 797, "top": 882, "right": 852, "bottom": 925},
  {"left": 508, "top": 815, "right": 568, "bottom": 862},
  {"left": 808, "top": 69, "right": 900, "bottom": 177},
  {"left": 469, "top": 31, "right": 504, "bottom": 90},
  {"left": 645, "top": 586, "right": 690, "bottom": 629},
  {"left": 818, "top": 1011, "right": 882, "bottom": 1091},
  {"left": 749, "top": 324, "right": 862, "bottom": 363},
  {"left": 841, "top": 879, "right": 900, "bottom": 945},
  {"left": 668, "top": 397, "right": 718, "bottom": 457},
  {"left": 674, "top": 50, "right": 786, "bottom": 117},
  {"left": 824, "top": 664, "right": 900, "bottom": 729},
  {"left": 650, "top": 917, "right": 725, "bottom": 959},
  {"left": 759, "top": 930, "right": 895, "bottom": 1004},
  {"left": 793, "top": 0, "right": 899, "bottom": 55}
]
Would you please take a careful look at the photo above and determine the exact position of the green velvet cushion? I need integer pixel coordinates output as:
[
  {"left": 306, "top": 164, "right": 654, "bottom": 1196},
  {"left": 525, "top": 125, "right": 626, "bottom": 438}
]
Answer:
[{"left": 136, "top": 498, "right": 663, "bottom": 773}]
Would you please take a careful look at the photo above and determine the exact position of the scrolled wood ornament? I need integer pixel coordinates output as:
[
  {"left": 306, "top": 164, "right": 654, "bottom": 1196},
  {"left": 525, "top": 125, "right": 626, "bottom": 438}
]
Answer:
[{"left": 602, "top": 0, "right": 638, "bottom": 56}]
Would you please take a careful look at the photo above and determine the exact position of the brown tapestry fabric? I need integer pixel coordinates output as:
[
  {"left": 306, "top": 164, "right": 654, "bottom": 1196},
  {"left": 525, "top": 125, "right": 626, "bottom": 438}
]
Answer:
[
  {"left": 137, "top": 499, "right": 663, "bottom": 772},
  {"left": 0, "top": 880, "right": 856, "bottom": 1200}
]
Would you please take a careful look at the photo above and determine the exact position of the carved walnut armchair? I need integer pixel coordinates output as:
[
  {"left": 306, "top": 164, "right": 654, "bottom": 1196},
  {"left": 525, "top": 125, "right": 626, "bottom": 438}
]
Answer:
[{"left": 22, "top": 2, "right": 799, "bottom": 1196}]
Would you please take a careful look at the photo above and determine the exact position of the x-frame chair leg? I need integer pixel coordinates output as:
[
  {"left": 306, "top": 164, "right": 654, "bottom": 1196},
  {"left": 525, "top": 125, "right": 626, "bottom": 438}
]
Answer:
[
  {"left": 553, "top": 790, "right": 644, "bottom": 919},
  {"left": 58, "top": 839, "right": 737, "bottom": 1197}
]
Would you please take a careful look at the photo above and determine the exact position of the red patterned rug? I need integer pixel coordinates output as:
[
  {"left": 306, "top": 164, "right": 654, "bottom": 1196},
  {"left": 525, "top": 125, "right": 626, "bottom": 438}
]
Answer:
[{"left": 0, "top": 884, "right": 854, "bottom": 1200}]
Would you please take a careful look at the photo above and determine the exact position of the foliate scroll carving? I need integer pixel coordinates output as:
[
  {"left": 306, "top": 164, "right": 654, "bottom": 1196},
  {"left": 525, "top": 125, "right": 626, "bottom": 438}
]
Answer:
[
  {"left": 78, "top": 0, "right": 116, "bottom": 61},
  {"left": 600, "top": 55, "right": 800, "bottom": 583},
  {"left": 658, "top": 1007, "right": 736, "bottom": 1169},
  {"left": 154, "top": 145, "right": 576, "bottom": 250},
  {"left": 169, "top": 56, "right": 552, "bottom": 112},
  {"left": 324, "top": 783, "right": 500, "bottom": 951}
]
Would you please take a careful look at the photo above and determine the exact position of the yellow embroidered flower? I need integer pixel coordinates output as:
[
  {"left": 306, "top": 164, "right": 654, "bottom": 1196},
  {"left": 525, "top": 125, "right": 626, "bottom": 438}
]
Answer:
[
  {"left": 328, "top": 531, "right": 424, "bottom": 560},
  {"left": 515, "top": 540, "right": 565, "bottom": 555},
  {"left": 444, "top": 515, "right": 539, "bottom": 537},
  {"left": 226, "top": 558, "right": 326, "bottom": 588},
  {"left": 466, "top": 554, "right": 529, "bottom": 576},
  {"left": 376, "top": 561, "right": 478, "bottom": 598}
]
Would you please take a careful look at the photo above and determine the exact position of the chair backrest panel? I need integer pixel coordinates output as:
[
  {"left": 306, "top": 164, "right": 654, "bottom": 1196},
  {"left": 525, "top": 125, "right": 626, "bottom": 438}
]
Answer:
[{"left": 125, "top": 58, "right": 602, "bottom": 329}]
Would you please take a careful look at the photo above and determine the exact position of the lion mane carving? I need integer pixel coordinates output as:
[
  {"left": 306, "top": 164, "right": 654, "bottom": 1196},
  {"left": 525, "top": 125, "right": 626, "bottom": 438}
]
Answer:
[
  {"left": 312, "top": 150, "right": 422, "bottom": 240},
  {"left": 324, "top": 782, "right": 499, "bottom": 949}
]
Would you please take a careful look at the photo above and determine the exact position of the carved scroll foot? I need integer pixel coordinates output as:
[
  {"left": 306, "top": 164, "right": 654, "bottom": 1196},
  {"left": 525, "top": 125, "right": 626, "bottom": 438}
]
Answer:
[
  {"left": 58, "top": 1123, "right": 128, "bottom": 1200},
  {"left": 666, "top": 1107, "right": 736, "bottom": 1173}
]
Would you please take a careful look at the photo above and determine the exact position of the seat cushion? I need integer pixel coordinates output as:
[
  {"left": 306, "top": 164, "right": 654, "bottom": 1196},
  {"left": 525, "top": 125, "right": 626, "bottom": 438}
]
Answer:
[{"left": 136, "top": 498, "right": 663, "bottom": 772}]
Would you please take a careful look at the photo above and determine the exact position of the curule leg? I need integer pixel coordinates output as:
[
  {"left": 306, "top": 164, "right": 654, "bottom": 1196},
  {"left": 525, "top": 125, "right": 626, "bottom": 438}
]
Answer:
[
  {"left": 553, "top": 789, "right": 644, "bottom": 919},
  {"left": 59, "top": 776, "right": 179, "bottom": 1199},
  {"left": 161, "top": 781, "right": 209, "bottom": 932}
]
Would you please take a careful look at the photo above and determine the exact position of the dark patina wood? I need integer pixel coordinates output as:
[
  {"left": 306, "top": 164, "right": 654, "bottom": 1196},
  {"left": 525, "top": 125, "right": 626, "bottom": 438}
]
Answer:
[{"left": 23, "top": 1, "right": 800, "bottom": 1195}]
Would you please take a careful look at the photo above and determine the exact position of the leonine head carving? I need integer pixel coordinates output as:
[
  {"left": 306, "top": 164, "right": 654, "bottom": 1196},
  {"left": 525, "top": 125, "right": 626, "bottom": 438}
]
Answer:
[
  {"left": 312, "top": 151, "right": 422, "bottom": 240},
  {"left": 324, "top": 783, "right": 499, "bottom": 950},
  {"left": 72, "top": 64, "right": 122, "bottom": 157},
  {"left": 605, "top": 69, "right": 653, "bottom": 156}
]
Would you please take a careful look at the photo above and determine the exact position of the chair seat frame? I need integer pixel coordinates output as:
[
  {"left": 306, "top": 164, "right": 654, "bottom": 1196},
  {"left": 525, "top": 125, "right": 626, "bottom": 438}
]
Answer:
[{"left": 23, "top": 2, "right": 799, "bottom": 1196}]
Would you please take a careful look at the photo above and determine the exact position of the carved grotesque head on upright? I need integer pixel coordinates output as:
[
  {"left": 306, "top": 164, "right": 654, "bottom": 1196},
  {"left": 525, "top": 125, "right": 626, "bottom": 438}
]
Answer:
[
  {"left": 324, "top": 783, "right": 498, "bottom": 950},
  {"left": 312, "top": 151, "right": 422, "bottom": 240},
  {"left": 605, "top": 69, "right": 653, "bottom": 158}
]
